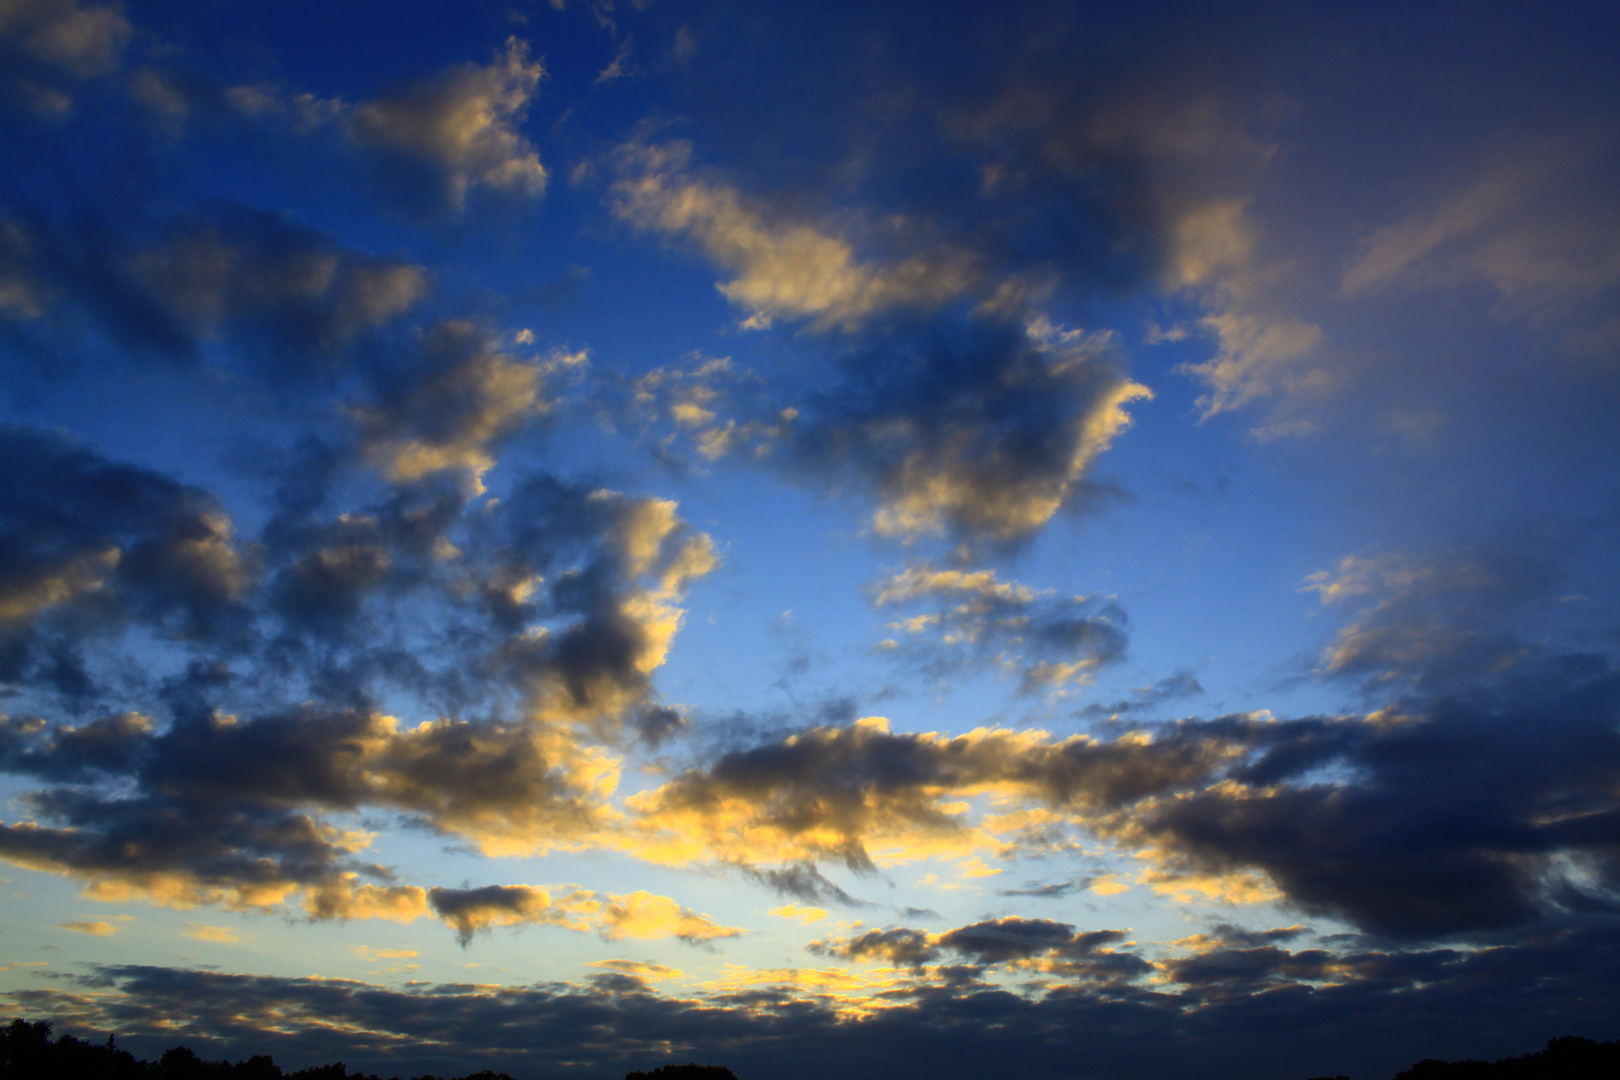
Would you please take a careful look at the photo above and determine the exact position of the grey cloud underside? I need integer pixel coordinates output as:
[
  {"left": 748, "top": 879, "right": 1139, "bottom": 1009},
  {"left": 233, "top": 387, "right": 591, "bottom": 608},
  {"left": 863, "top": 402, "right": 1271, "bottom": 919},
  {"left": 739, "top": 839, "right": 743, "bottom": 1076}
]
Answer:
[
  {"left": 0, "top": 706, "right": 596, "bottom": 906},
  {"left": 734, "top": 861, "right": 870, "bottom": 908},
  {"left": 811, "top": 916, "right": 1149, "bottom": 978},
  {"left": 1308, "top": 546, "right": 1564, "bottom": 693},
  {"left": 1, "top": 426, "right": 647, "bottom": 711},
  {"left": 873, "top": 561, "right": 1128, "bottom": 691},
  {"left": 0, "top": 425, "right": 253, "bottom": 668},
  {"left": 0, "top": 203, "right": 425, "bottom": 390},
  {"left": 996, "top": 876, "right": 1106, "bottom": 898},
  {"left": 782, "top": 315, "right": 1143, "bottom": 543},
  {"left": 0, "top": 424, "right": 714, "bottom": 901},
  {"left": 429, "top": 884, "right": 542, "bottom": 942},
  {"left": 1077, "top": 670, "right": 1204, "bottom": 720},
  {"left": 3, "top": 421, "right": 1616, "bottom": 940},
  {"left": 646, "top": 654, "right": 1620, "bottom": 937},
  {"left": 12, "top": 927, "right": 1620, "bottom": 1080},
  {"left": 616, "top": 311, "right": 1146, "bottom": 545}
]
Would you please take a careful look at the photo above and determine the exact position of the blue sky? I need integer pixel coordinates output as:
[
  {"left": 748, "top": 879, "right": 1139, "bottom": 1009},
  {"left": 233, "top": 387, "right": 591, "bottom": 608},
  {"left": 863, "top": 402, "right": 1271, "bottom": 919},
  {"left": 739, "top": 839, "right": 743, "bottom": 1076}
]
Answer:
[{"left": 1, "top": 2, "right": 1618, "bottom": 1078}]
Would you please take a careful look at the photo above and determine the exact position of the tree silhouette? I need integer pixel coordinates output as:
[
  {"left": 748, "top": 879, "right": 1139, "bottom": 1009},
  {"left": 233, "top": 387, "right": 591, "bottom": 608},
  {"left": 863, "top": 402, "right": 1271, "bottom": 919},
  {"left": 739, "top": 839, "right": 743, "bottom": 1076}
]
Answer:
[
  {"left": 8, "top": 1015, "right": 1619, "bottom": 1080},
  {"left": 0, "top": 1016, "right": 520, "bottom": 1080},
  {"left": 624, "top": 1064, "right": 739, "bottom": 1080}
]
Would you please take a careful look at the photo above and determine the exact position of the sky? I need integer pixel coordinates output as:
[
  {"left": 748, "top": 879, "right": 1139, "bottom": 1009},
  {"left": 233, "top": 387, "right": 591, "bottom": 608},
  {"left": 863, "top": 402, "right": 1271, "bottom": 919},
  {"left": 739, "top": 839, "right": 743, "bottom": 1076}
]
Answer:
[{"left": 0, "top": 2, "right": 1617, "bottom": 1078}]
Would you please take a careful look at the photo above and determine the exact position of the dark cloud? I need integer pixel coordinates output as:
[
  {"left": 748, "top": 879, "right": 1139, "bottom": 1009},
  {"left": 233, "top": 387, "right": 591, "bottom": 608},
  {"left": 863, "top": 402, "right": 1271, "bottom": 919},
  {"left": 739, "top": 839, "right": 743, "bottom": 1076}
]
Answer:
[
  {"left": 429, "top": 884, "right": 579, "bottom": 947},
  {"left": 1108, "top": 658, "right": 1620, "bottom": 938},
  {"left": 15, "top": 920, "right": 1618, "bottom": 1080},
  {"left": 1078, "top": 670, "right": 1204, "bottom": 720},
  {"left": 1305, "top": 546, "right": 1562, "bottom": 691},
  {"left": 626, "top": 713, "right": 1248, "bottom": 873},
  {"left": 589, "top": 307, "right": 1150, "bottom": 548},
  {"left": 0, "top": 0, "right": 130, "bottom": 117},
  {"left": 872, "top": 561, "right": 1127, "bottom": 692},
  {"left": 0, "top": 692, "right": 632, "bottom": 911},
  {"left": 735, "top": 861, "right": 869, "bottom": 908},
  {"left": 996, "top": 878, "right": 1093, "bottom": 899},
  {"left": 0, "top": 427, "right": 253, "bottom": 702},
  {"left": 785, "top": 314, "right": 1149, "bottom": 545},
  {"left": 809, "top": 916, "right": 1148, "bottom": 982},
  {"left": 811, "top": 926, "right": 934, "bottom": 967},
  {"left": 351, "top": 38, "right": 547, "bottom": 217},
  {"left": 0, "top": 204, "right": 425, "bottom": 387},
  {"left": 428, "top": 882, "right": 743, "bottom": 949},
  {"left": 632, "top": 652, "right": 1620, "bottom": 939},
  {"left": 940, "top": 918, "right": 1128, "bottom": 966},
  {"left": 0, "top": 696, "right": 645, "bottom": 920},
  {"left": 0, "top": 422, "right": 719, "bottom": 910},
  {"left": 602, "top": 118, "right": 1163, "bottom": 547},
  {"left": 0, "top": 710, "right": 150, "bottom": 781},
  {"left": 350, "top": 320, "right": 547, "bottom": 491}
]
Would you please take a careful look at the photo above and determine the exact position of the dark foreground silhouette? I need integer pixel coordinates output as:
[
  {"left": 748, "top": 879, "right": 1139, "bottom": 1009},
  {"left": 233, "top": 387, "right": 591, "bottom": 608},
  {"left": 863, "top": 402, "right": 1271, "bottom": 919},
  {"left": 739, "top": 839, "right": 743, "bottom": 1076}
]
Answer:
[
  {"left": 1302, "top": 1035, "right": 1619, "bottom": 1080},
  {"left": 624, "top": 1065, "right": 738, "bottom": 1080},
  {"left": 5, "top": 1017, "right": 1617, "bottom": 1080},
  {"left": 0, "top": 1019, "right": 516, "bottom": 1080}
]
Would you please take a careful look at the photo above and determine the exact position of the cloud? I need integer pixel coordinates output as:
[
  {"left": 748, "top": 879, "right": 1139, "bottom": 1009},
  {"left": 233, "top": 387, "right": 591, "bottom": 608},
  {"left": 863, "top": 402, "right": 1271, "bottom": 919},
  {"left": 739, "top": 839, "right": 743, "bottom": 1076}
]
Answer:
[
  {"left": 0, "top": 427, "right": 253, "bottom": 690},
  {"left": 428, "top": 883, "right": 596, "bottom": 946},
  {"left": 625, "top": 651, "right": 1620, "bottom": 939},
  {"left": 769, "top": 905, "right": 828, "bottom": 925},
  {"left": 1303, "top": 546, "right": 1557, "bottom": 690},
  {"left": 789, "top": 315, "right": 1150, "bottom": 543},
  {"left": 352, "top": 321, "right": 548, "bottom": 493},
  {"left": 1077, "top": 671, "right": 1203, "bottom": 721},
  {"left": 302, "top": 876, "right": 428, "bottom": 923},
  {"left": 428, "top": 884, "right": 742, "bottom": 948},
  {"left": 591, "top": 959, "right": 682, "bottom": 982},
  {"left": 734, "top": 861, "right": 870, "bottom": 907},
  {"left": 0, "top": 222, "right": 47, "bottom": 318},
  {"left": 11, "top": 934, "right": 1620, "bottom": 1080},
  {"left": 622, "top": 715, "right": 1247, "bottom": 873},
  {"left": 873, "top": 562, "right": 1126, "bottom": 691},
  {"left": 126, "top": 209, "right": 427, "bottom": 375},
  {"left": 183, "top": 923, "right": 240, "bottom": 944},
  {"left": 809, "top": 917, "right": 1149, "bottom": 981},
  {"left": 600, "top": 132, "right": 1157, "bottom": 545},
  {"left": 1103, "top": 658, "right": 1620, "bottom": 937},
  {"left": 0, "top": 704, "right": 625, "bottom": 911},
  {"left": 476, "top": 477, "right": 720, "bottom": 736},
  {"left": 945, "top": 90, "right": 1330, "bottom": 421},
  {"left": 0, "top": 430, "right": 722, "bottom": 907},
  {"left": 0, "top": 0, "right": 130, "bottom": 89},
  {"left": 1343, "top": 134, "right": 1620, "bottom": 329},
  {"left": 810, "top": 925, "right": 934, "bottom": 967},
  {"left": 352, "top": 38, "right": 547, "bottom": 214},
  {"left": 9, "top": 452, "right": 1602, "bottom": 945},
  {"left": 0, "top": 713, "right": 151, "bottom": 782},
  {"left": 996, "top": 874, "right": 1124, "bottom": 899},
  {"left": 59, "top": 919, "right": 115, "bottom": 935},
  {"left": 603, "top": 353, "right": 798, "bottom": 466},
  {"left": 353, "top": 946, "right": 418, "bottom": 961},
  {"left": 1180, "top": 310, "right": 1328, "bottom": 419},
  {"left": 598, "top": 890, "right": 744, "bottom": 946},
  {"left": 608, "top": 140, "right": 978, "bottom": 331},
  {"left": 0, "top": 205, "right": 425, "bottom": 385}
]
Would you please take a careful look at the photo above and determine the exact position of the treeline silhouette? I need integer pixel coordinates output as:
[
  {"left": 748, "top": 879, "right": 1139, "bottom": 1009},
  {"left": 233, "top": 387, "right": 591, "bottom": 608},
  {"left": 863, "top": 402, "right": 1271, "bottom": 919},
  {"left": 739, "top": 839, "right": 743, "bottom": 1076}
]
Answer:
[
  {"left": 6, "top": 1017, "right": 1618, "bottom": 1080},
  {"left": 1303, "top": 1035, "right": 1619, "bottom": 1080},
  {"left": 623, "top": 1066, "right": 737, "bottom": 1080},
  {"left": 0, "top": 1019, "right": 517, "bottom": 1080}
]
